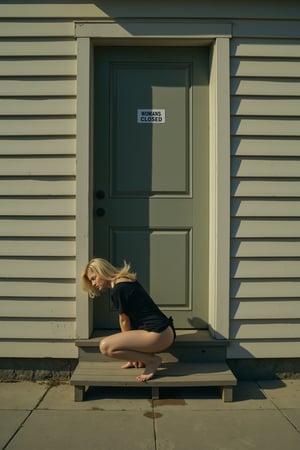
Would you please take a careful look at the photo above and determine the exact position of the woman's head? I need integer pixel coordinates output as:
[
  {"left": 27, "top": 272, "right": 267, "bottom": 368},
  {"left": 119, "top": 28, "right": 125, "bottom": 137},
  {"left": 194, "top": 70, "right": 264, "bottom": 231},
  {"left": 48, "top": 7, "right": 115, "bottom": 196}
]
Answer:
[{"left": 81, "top": 258, "right": 136, "bottom": 298}]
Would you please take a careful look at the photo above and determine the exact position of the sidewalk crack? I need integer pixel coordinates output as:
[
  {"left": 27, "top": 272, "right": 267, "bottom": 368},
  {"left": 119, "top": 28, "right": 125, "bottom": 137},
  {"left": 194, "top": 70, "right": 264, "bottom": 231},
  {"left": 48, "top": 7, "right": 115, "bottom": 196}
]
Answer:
[
  {"left": 152, "top": 398, "right": 158, "bottom": 450},
  {"left": 2, "top": 384, "right": 52, "bottom": 450},
  {"left": 259, "top": 384, "right": 300, "bottom": 435}
]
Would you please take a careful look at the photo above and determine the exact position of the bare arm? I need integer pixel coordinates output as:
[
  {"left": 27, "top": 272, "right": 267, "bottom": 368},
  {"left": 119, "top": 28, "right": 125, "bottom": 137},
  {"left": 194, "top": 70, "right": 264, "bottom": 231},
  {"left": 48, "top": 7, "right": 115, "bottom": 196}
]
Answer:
[{"left": 119, "top": 313, "right": 132, "bottom": 332}]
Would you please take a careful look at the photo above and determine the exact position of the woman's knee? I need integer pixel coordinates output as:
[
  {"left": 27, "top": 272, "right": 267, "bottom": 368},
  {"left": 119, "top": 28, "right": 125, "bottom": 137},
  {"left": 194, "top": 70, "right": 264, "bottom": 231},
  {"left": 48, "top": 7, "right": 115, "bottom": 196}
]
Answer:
[{"left": 99, "top": 338, "right": 112, "bottom": 356}]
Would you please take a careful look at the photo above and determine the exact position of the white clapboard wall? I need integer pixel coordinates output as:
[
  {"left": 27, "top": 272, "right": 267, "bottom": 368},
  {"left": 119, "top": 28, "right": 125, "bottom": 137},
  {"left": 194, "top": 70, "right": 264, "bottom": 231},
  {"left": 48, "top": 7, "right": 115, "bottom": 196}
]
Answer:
[{"left": 0, "top": 2, "right": 299, "bottom": 360}]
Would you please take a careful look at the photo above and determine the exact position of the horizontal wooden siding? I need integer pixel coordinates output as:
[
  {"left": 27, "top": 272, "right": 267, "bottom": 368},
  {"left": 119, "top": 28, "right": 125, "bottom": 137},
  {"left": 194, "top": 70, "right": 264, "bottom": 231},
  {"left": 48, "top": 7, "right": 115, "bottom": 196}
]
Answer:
[
  {"left": 0, "top": 20, "right": 77, "bottom": 358},
  {"left": 230, "top": 32, "right": 300, "bottom": 358}
]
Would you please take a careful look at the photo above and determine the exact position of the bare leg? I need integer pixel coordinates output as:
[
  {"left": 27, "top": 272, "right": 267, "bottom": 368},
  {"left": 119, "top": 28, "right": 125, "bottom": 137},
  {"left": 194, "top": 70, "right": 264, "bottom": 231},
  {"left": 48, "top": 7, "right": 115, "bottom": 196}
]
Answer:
[{"left": 99, "top": 327, "right": 174, "bottom": 382}]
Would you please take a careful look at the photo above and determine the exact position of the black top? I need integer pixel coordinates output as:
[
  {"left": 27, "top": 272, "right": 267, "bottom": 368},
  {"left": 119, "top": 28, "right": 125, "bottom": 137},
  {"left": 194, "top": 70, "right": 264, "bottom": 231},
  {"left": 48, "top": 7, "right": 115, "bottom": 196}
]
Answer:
[{"left": 111, "top": 281, "right": 170, "bottom": 332}]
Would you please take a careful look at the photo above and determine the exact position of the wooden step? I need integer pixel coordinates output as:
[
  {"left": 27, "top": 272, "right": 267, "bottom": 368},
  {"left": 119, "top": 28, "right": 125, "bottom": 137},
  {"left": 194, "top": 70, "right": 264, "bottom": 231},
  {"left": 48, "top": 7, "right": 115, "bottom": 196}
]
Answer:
[
  {"left": 76, "top": 329, "right": 229, "bottom": 363},
  {"left": 70, "top": 360, "right": 237, "bottom": 403}
]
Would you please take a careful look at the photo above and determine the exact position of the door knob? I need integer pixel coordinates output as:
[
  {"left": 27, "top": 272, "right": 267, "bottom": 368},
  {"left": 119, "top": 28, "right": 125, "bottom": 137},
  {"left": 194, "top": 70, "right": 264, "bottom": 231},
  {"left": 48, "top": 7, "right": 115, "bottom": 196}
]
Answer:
[
  {"left": 96, "top": 190, "right": 105, "bottom": 199},
  {"left": 96, "top": 208, "right": 105, "bottom": 217}
]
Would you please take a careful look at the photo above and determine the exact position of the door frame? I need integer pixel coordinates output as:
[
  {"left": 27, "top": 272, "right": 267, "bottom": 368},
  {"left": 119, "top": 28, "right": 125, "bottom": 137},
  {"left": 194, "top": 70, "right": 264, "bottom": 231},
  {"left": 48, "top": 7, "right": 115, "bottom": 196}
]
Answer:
[{"left": 75, "top": 20, "right": 232, "bottom": 340}]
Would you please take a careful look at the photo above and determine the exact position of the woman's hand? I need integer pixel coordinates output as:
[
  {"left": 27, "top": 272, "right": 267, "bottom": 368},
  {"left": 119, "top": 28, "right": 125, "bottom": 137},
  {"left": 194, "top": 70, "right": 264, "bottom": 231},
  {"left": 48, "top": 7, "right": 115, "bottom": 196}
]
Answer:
[{"left": 121, "top": 361, "right": 145, "bottom": 369}]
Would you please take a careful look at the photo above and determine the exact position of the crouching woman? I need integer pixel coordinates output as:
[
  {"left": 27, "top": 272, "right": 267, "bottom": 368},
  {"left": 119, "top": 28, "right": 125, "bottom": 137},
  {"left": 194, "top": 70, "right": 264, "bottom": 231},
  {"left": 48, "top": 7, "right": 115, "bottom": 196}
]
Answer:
[{"left": 81, "top": 258, "right": 176, "bottom": 382}]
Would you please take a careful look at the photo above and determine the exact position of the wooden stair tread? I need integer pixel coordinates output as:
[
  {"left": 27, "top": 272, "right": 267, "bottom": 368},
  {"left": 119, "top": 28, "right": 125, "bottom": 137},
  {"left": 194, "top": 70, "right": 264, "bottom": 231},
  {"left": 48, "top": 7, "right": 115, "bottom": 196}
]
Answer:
[{"left": 70, "top": 361, "right": 237, "bottom": 387}]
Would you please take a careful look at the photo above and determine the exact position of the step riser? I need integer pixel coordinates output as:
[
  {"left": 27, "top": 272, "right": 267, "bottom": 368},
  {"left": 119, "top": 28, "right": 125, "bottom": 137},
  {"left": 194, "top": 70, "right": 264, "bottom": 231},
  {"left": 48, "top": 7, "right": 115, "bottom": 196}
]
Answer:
[
  {"left": 78, "top": 345, "right": 226, "bottom": 363},
  {"left": 79, "top": 348, "right": 110, "bottom": 362},
  {"left": 161, "top": 347, "right": 226, "bottom": 363}
]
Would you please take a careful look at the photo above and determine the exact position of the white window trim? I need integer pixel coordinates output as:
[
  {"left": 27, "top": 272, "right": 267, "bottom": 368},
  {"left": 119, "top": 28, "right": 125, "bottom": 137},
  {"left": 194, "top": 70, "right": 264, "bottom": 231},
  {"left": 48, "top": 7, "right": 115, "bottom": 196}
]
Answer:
[{"left": 75, "top": 20, "right": 231, "bottom": 339}]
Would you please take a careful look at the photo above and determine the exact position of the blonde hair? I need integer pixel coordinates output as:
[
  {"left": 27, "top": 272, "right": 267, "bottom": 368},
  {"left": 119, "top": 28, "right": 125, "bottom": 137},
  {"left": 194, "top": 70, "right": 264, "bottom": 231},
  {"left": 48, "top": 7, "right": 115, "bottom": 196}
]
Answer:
[{"left": 81, "top": 258, "right": 136, "bottom": 298}]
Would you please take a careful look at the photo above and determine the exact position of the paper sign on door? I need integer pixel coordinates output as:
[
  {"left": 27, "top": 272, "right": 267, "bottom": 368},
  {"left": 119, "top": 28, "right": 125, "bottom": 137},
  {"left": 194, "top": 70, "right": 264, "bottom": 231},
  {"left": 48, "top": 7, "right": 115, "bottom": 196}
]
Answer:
[{"left": 137, "top": 109, "right": 165, "bottom": 123}]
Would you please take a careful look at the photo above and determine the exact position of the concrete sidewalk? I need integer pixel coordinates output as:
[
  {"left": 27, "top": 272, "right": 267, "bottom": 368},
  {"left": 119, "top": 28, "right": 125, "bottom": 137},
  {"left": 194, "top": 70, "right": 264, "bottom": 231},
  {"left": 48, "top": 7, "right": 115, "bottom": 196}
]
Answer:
[{"left": 0, "top": 379, "right": 300, "bottom": 450}]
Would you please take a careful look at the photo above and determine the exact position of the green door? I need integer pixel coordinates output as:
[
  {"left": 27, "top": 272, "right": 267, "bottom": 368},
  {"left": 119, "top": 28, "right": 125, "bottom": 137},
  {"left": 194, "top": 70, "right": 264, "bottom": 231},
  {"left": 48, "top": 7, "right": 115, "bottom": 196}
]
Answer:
[{"left": 93, "top": 46, "right": 209, "bottom": 329}]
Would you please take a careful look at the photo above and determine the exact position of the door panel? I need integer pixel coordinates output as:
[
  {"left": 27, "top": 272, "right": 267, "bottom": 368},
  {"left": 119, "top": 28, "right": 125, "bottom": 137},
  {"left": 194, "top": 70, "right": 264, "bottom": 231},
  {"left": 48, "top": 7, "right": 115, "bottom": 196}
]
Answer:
[
  {"left": 112, "top": 64, "right": 189, "bottom": 194},
  {"left": 93, "top": 46, "right": 209, "bottom": 329},
  {"left": 112, "top": 229, "right": 190, "bottom": 308}
]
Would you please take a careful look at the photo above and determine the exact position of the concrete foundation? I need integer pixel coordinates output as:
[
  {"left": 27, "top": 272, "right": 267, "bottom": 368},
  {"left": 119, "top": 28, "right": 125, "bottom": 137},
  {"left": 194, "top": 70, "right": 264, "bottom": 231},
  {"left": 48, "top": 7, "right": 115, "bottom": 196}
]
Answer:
[
  {"left": 228, "top": 358, "right": 300, "bottom": 380},
  {"left": 0, "top": 358, "right": 77, "bottom": 381}
]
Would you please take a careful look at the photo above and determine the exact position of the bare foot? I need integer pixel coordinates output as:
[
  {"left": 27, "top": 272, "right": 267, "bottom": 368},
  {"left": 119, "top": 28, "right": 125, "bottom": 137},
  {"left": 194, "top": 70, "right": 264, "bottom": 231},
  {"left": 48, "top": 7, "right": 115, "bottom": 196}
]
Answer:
[{"left": 136, "top": 356, "right": 162, "bottom": 382}]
